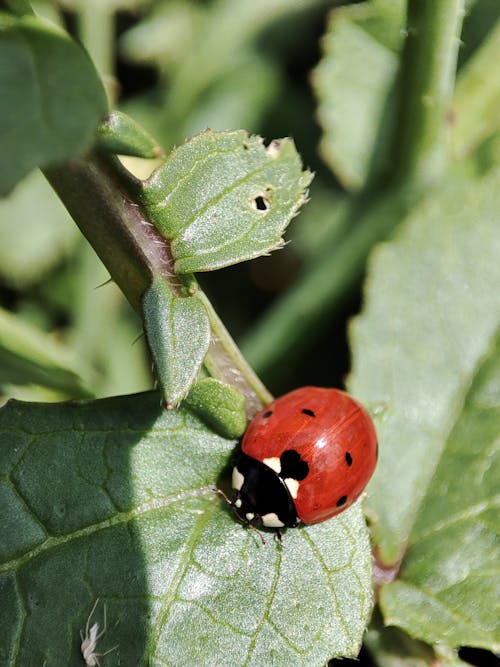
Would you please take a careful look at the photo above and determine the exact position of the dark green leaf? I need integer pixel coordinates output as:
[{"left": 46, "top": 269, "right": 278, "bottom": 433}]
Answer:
[
  {"left": 0, "top": 12, "right": 107, "bottom": 195},
  {"left": 141, "top": 130, "right": 312, "bottom": 273},
  {"left": 0, "top": 393, "right": 374, "bottom": 665}
]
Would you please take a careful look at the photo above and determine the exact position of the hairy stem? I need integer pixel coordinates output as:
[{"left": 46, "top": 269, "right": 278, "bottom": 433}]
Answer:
[{"left": 44, "top": 155, "right": 269, "bottom": 414}]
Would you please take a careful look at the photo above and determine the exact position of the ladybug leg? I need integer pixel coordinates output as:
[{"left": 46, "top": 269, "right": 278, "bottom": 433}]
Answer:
[
  {"left": 274, "top": 528, "right": 283, "bottom": 544},
  {"left": 247, "top": 523, "right": 266, "bottom": 546}
]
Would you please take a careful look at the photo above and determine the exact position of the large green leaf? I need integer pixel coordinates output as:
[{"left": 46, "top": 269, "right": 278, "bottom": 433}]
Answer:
[
  {"left": 141, "top": 130, "right": 312, "bottom": 273},
  {"left": 0, "top": 12, "right": 107, "bottom": 195},
  {"left": 380, "top": 333, "right": 500, "bottom": 649},
  {"left": 313, "top": 1, "right": 405, "bottom": 190},
  {"left": 0, "top": 393, "right": 373, "bottom": 665},
  {"left": 348, "top": 168, "right": 500, "bottom": 648}
]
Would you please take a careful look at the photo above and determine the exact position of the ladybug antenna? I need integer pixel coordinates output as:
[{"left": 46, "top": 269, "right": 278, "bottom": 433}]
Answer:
[{"left": 211, "top": 485, "right": 232, "bottom": 506}]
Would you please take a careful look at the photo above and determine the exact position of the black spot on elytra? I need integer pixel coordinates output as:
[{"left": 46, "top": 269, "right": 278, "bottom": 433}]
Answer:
[
  {"left": 301, "top": 408, "right": 315, "bottom": 417},
  {"left": 280, "top": 449, "right": 309, "bottom": 481},
  {"left": 262, "top": 410, "right": 273, "bottom": 418},
  {"left": 345, "top": 452, "right": 353, "bottom": 466},
  {"left": 336, "top": 495, "right": 348, "bottom": 507}
]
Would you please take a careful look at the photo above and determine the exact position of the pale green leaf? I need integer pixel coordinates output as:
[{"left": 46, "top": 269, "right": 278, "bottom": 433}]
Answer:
[
  {"left": 313, "top": 1, "right": 405, "bottom": 190},
  {"left": 142, "top": 276, "right": 210, "bottom": 406},
  {"left": 0, "top": 170, "right": 77, "bottom": 286},
  {"left": 141, "top": 130, "right": 312, "bottom": 273},
  {"left": 380, "top": 332, "right": 500, "bottom": 649},
  {"left": 0, "top": 305, "right": 92, "bottom": 398},
  {"left": 0, "top": 13, "right": 107, "bottom": 195},
  {"left": 348, "top": 169, "right": 500, "bottom": 648},
  {"left": 451, "top": 20, "right": 500, "bottom": 159},
  {"left": 0, "top": 393, "right": 374, "bottom": 665}
]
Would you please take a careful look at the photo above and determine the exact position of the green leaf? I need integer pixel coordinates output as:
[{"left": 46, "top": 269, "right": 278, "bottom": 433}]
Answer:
[
  {"left": 142, "top": 275, "right": 210, "bottom": 406},
  {"left": 0, "top": 12, "right": 107, "bottom": 195},
  {"left": 96, "top": 111, "right": 163, "bottom": 159},
  {"left": 141, "top": 130, "right": 312, "bottom": 273},
  {"left": 380, "top": 333, "right": 500, "bottom": 649},
  {"left": 0, "top": 305, "right": 92, "bottom": 398},
  {"left": 451, "top": 20, "right": 500, "bottom": 159},
  {"left": 313, "top": 1, "right": 404, "bottom": 190},
  {"left": 348, "top": 169, "right": 500, "bottom": 646},
  {"left": 185, "top": 377, "right": 247, "bottom": 439},
  {"left": 0, "top": 170, "right": 77, "bottom": 287},
  {"left": 0, "top": 393, "right": 374, "bottom": 665}
]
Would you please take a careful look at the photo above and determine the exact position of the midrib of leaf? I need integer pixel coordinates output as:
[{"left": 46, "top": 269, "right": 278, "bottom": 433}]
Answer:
[
  {"left": 404, "top": 335, "right": 499, "bottom": 552},
  {"left": 154, "top": 143, "right": 238, "bottom": 210},
  {"left": 0, "top": 486, "right": 215, "bottom": 574},
  {"left": 412, "top": 495, "right": 500, "bottom": 543},
  {"left": 149, "top": 494, "right": 219, "bottom": 656},
  {"left": 388, "top": 580, "right": 492, "bottom": 635},
  {"left": 169, "top": 160, "right": 284, "bottom": 252}
]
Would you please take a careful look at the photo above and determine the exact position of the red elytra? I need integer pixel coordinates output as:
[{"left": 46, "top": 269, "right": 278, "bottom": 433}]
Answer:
[{"left": 232, "top": 387, "right": 377, "bottom": 527}]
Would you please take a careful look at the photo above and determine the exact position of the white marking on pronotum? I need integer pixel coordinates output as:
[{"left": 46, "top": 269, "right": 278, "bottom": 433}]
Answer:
[
  {"left": 80, "top": 599, "right": 117, "bottom": 666},
  {"left": 284, "top": 478, "right": 299, "bottom": 499},
  {"left": 232, "top": 467, "right": 244, "bottom": 491},
  {"left": 262, "top": 457, "right": 281, "bottom": 474},
  {"left": 261, "top": 513, "right": 285, "bottom": 528}
]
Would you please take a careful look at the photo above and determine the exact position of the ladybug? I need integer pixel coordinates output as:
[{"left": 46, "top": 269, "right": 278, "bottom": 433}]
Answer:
[{"left": 231, "top": 387, "right": 377, "bottom": 529}]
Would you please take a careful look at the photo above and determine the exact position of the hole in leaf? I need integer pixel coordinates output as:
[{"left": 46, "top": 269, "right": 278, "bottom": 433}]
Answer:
[{"left": 252, "top": 195, "right": 271, "bottom": 212}]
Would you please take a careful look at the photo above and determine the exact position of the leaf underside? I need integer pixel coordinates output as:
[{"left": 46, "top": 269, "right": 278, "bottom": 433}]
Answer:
[{"left": 349, "top": 168, "right": 500, "bottom": 650}]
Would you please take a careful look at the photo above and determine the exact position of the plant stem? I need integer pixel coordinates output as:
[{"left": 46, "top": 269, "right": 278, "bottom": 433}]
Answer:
[
  {"left": 198, "top": 291, "right": 273, "bottom": 414},
  {"left": 44, "top": 155, "right": 270, "bottom": 414},
  {"left": 392, "top": 0, "right": 465, "bottom": 192}
]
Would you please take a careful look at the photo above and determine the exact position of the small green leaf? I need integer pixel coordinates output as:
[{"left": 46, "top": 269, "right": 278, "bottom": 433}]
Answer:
[
  {"left": 0, "top": 305, "right": 92, "bottom": 398},
  {"left": 185, "top": 377, "right": 247, "bottom": 439},
  {"left": 141, "top": 129, "right": 312, "bottom": 273},
  {"left": 0, "top": 12, "right": 107, "bottom": 195},
  {"left": 0, "top": 393, "right": 374, "bottom": 665},
  {"left": 96, "top": 111, "right": 163, "bottom": 159},
  {"left": 313, "top": 1, "right": 404, "bottom": 190},
  {"left": 142, "top": 275, "right": 210, "bottom": 406}
]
